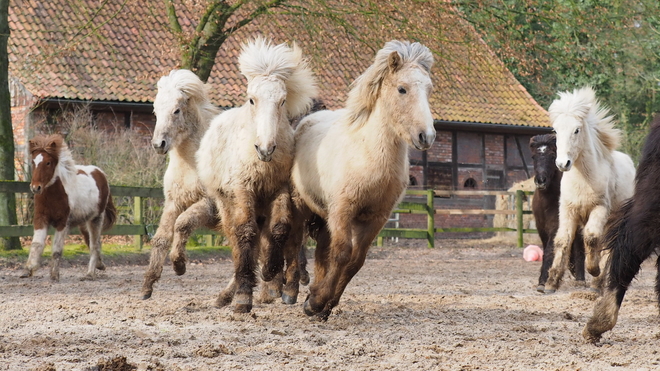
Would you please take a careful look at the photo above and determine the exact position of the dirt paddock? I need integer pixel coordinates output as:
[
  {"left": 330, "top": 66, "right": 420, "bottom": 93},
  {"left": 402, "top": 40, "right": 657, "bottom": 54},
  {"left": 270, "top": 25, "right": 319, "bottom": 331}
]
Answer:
[{"left": 1, "top": 238, "right": 660, "bottom": 370}]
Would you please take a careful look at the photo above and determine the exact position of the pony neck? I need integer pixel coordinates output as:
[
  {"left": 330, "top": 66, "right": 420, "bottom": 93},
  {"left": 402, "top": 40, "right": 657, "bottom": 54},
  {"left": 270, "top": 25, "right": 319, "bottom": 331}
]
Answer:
[
  {"left": 173, "top": 105, "right": 215, "bottom": 166},
  {"left": 351, "top": 101, "right": 409, "bottom": 166},
  {"left": 53, "top": 147, "right": 78, "bottom": 188},
  {"left": 574, "top": 125, "right": 613, "bottom": 182}
]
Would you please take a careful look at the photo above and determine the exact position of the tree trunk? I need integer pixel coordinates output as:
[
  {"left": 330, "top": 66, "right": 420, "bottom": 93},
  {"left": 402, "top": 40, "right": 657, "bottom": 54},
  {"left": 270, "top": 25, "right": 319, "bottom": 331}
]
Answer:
[{"left": 0, "top": 0, "right": 20, "bottom": 250}]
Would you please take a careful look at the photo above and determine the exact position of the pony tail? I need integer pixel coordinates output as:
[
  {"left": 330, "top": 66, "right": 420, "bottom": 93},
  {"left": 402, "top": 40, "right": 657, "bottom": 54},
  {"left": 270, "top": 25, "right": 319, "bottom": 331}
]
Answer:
[{"left": 103, "top": 194, "right": 117, "bottom": 232}]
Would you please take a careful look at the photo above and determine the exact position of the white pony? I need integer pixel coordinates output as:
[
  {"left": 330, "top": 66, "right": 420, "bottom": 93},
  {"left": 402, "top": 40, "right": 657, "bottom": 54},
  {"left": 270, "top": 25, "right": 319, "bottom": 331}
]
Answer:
[
  {"left": 197, "top": 37, "right": 318, "bottom": 313},
  {"left": 141, "top": 69, "right": 222, "bottom": 300},
  {"left": 544, "top": 87, "right": 635, "bottom": 293},
  {"left": 288, "top": 40, "right": 435, "bottom": 320}
]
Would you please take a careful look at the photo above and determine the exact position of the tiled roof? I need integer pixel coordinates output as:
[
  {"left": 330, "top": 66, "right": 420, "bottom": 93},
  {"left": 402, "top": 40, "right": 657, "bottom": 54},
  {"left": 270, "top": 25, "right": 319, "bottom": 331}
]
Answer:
[{"left": 8, "top": 0, "right": 549, "bottom": 128}]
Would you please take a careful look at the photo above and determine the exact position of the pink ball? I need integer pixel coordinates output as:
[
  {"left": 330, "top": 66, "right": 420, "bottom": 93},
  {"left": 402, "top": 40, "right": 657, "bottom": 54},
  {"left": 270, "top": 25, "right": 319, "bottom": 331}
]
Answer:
[{"left": 523, "top": 244, "right": 543, "bottom": 262}]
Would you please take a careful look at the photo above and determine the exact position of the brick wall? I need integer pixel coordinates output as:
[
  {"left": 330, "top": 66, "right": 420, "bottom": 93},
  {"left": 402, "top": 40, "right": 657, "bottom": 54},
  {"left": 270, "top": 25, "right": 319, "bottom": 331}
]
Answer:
[{"left": 427, "top": 130, "right": 452, "bottom": 163}]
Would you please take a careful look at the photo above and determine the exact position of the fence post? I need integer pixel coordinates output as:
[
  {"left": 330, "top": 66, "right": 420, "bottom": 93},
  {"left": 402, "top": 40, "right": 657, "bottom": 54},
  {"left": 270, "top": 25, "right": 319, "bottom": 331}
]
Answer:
[
  {"left": 134, "top": 196, "right": 143, "bottom": 250},
  {"left": 427, "top": 189, "right": 434, "bottom": 248},
  {"left": 516, "top": 190, "right": 523, "bottom": 248}
]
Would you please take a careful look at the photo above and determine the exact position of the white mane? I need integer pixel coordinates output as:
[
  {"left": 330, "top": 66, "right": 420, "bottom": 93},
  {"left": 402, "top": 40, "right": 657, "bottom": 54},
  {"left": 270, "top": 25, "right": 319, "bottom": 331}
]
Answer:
[
  {"left": 155, "top": 69, "right": 219, "bottom": 133},
  {"left": 345, "top": 40, "right": 434, "bottom": 128},
  {"left": 239, "top": 37, "right": 318, "bottom": 119},
  {"left": 548, "top": 86, "right": 620, "bottom": 152}
]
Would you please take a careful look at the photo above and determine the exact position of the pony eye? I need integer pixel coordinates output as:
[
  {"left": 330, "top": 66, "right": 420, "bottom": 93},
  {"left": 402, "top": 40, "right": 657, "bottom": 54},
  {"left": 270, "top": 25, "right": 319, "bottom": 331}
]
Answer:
[
  {"left": 398, "top": 86, "right": 407, "bottom": 94},
  {"left": 281, "top": 100, "right": 286, "bottom": 107},
  {"left": 249, "top": 98, "right": 255, "bottom": 105},
  {"left": 574, "top": 128, "right": 580, "bottom": 134}
]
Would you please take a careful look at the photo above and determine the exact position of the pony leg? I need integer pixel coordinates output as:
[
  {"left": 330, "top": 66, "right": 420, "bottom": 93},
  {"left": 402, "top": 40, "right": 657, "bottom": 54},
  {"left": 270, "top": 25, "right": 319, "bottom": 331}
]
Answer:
[
  {"left": 537, "top": 229, "right": 553, "bottom": 291},
  {"left": 50, "top": 226, "right": 69, "bottom": 282},
  {"left": 170, "top": 198, "right": 218, "bottom": 276},
  {"left": 260, "top": 187, "right": 290, "bottom": 282},
  {"left": 583, "top": 205, "right": 609, "bottom": 277},
  {"left": 569, "top": 229, "right": 586, "bottom": 282},
  {"left": 82, "top": 217, "right": 104, "bottom": 281},
  {"left": 545, "top": 215, "right": 578, "bottom": 293},
  {"left": 21, "top": 227, "right": 48, "bottom": 278},
  {"left": 258, "top": 272, "right": 284, "bottom": 304},
  {"left": 583, "top": 236, "right": 651, "bottom": 342},
  {"left": 304, "top": 211, "right": 353, "bottom": 320},
  {"left": 216, "top": 275, "right": 237, "bottom": 308},
  {"left": 279, "top": 210, "right": 308, "bottom": 305},
  {"left": 224, "top": 195, "right": 258, "bottom": 313},
  {"left": 141, "top": 202, "right": 179, "bottom": 299}
]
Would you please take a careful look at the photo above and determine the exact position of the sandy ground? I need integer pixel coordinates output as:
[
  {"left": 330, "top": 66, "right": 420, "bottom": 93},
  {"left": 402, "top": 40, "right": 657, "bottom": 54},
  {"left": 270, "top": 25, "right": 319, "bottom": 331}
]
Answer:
[{"left": 1, "top": 238, "right": 660, "bottom": 371}]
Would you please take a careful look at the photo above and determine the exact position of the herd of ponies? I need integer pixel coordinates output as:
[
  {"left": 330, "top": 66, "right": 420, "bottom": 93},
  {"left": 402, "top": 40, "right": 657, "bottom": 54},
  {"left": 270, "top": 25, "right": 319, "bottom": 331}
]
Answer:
[{"left": 16, "top": 36, "right": 660, "bottom": 343}]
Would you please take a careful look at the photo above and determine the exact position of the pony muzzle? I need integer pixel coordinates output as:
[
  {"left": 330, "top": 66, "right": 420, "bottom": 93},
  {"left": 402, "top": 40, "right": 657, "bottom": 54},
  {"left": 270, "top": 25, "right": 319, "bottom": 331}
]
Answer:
[
  {"left": 556, "top": 159, "right": 572, "bottom": 172},
  {"left": 30, "top": 184, "right": 43, "bottom": 195},
  {"left": 151, "top": 139, "right": 170, "bottom": 155},
  {"left": 413, "top": 130, "right": 435, "bottom": 151},
  {"left": 255, "top": 144, "right": 276, "bottom": 162}
]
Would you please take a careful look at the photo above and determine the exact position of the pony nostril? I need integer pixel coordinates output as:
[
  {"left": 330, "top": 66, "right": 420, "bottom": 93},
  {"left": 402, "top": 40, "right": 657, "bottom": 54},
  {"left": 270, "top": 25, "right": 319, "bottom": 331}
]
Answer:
[
  {"left": 538, "top": 176, "right": 547, "bottom": 184},
  {"left": 419, "top": 132, "right": 427, "bottom": 145},
  {"left": 268, "top": 145, "right": 276, "bottom": 156},
  {"left": 565, "top": 160, "right": 571, "bottom": 168}
]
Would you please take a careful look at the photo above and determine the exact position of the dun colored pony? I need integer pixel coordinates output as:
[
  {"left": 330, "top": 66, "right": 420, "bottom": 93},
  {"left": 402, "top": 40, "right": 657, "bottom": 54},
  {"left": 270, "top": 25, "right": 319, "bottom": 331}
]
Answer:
[
  {"left": 583, "top": 114, "right": 660, "bottom": 343},
  {"left": 288, "top": 40, "right": 435, "bottom": 320},
  {"left": 530, "top": 134, "right": 585, "bottom": 292},
  {"left": 141, "top": 69, "right": 222, "bottom": 299},
  {"left": 544, "top": 87, "right": 635, "bottom": 293},
  {"left": 197, "top": 38, "right": 318, "bottom": 313},
  {"left": 21, "top": 134, "right": 116, "bottom": 281}
]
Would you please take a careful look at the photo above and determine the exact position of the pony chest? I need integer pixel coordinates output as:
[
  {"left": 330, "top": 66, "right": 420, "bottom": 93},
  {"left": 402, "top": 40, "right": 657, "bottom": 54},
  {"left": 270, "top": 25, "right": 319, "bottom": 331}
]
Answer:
[{"left": 34, "top": 180, "right": 70, "bottom": 228}]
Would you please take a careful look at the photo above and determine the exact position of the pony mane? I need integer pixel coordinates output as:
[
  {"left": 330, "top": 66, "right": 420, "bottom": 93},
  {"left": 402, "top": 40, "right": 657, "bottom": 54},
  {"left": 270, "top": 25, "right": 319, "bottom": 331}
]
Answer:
[
  {"left": 530, "top": 133, "right": 556, "bottom": 149},
  {"left": 548, "top": 86, "right": 621, "bottom": 151},
  {"left": 156, "top": 69, "right": 219, "bottom": 128},
  {"left": 29, "top": 134, "right": 77, "bottom": 181},
  {"left": 238, "top": 37, "right": 318, "bottom": 119},
  {"left": 345, "top": 40, "right": 434, "bottom": 127}
]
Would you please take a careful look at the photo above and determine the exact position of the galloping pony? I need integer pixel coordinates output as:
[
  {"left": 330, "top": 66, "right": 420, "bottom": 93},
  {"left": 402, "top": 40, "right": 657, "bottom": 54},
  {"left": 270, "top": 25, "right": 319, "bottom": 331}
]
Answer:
[
  {"left": 21, "top": 134, "right": 116, "bottom": 281},
  {"left": 529, "top": 134, "right": 585, "bottom": 292},
  {"left": 583, "top": 113, "right": 660, "bottom": 343},
  {"left": 141, "top": 69, "right": 222, "bottom": 299},
  {"left": 197, "top": 38, "right": 318, "bottom": 313},
  {"left": 543, "top": 87, "right": 635, "bottom": 293},
  {"left": 288, "top": 40, "right": 435, "bottom": 320}
]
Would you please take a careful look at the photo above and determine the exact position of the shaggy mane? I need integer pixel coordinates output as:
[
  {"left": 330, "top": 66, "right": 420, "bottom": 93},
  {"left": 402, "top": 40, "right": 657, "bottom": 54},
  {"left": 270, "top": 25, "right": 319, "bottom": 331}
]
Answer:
[
  {"left": 29, "top": 134, "right": 77, "bottom": 183},
  {"left": 239, "top": 37, "right": 318, "bottom": 119},
  {"left": 155, "top": 69, "right": 219, "bottom": 131},
  {"left": 345, "top": 40, "right": 434, "bottom": 128},
  {"left": 548, "top": 86, "right": 620, "bottom": 151}
]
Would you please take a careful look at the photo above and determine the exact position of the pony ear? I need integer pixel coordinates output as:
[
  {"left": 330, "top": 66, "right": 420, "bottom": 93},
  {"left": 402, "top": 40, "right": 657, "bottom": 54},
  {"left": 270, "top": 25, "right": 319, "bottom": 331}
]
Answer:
[
  {"left": 388, "top": 51, "right": 403, "bottom": 73},
  {"left": 529, "top": 137, "right": 537, "bottom": 148},
  {"left": 46, "top": 140, "right": 58, "bottom": 152},
  {"left": 28, "top": 139, "right": 37, "bottom": 152}
]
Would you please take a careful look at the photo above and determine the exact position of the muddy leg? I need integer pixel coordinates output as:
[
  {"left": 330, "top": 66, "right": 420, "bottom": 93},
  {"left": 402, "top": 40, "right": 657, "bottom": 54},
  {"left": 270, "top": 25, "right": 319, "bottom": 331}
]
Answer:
[
  {"left": 82, "top": 217, "right": 104, "bottom": 281},
  {"left": 260, "top": 188, "right": 290, "bottom": 282},
  {"left": 280, "top": 209, "right": 308, "bottom": 305},
  {"left": 216, "top": 276, "right": 237, "bottom": 308},
  {"left": 583, "top": 205, "right": 609, "bottom": 278},
  {"left": 171, "top": 199, "right": 218, "bottom": 276},
  {"left": 21, "top": 227, "right": 48, "bottom": 278},
  {"left": 583, "top": 246, "right": 650, "bottom": 343},
  {"left": 141, "top": 203, "right": 179, "bottom": 299},
  {"left": 258, "top": 272, "right": 283, "bottom": 304},
  {"left": 537, "top": 229, "right": 553, "bottom": 291},
  {"left": 569, "top": 230, "right": 586, "bottom": 282},
  {"left": 50, "top": 227, "right": 68, "bottom": 282},
  {"left": 545, "top": 217, "right": 578, "bottom": 293}
]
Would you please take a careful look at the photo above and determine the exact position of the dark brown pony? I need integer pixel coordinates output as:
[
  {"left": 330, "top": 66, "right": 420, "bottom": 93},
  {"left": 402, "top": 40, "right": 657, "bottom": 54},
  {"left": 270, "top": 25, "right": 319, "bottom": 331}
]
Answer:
[
  {"left": 582, "top": 114, "right": 660, "bottom": 343},
  {"left": 20, "top": 134, "right": 116, "bottom": 281},
  {"left": 530, "top": 134, "right": 585, "bottom": 292}
]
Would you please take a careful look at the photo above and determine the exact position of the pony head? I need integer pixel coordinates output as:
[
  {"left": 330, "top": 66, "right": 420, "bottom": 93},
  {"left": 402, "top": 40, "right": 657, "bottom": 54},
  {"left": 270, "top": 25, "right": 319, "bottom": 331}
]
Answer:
[
  {"left": 29, "top": 134, "right": 65, "bottom": 194},
  {"left": 239, "top": 37, "right": 318, "bottom": 162},
  {"left": 549, "top": 86, "right": 620, "bottom": 172},
  {"left": 529, "top": 134, "right": 558, "bottom": 190},
  {"left": 346, "top": 40, "right": 435, "bottom": 150},
  {"left": 152, "top": 69, "right": 213, "bottom": 154}
]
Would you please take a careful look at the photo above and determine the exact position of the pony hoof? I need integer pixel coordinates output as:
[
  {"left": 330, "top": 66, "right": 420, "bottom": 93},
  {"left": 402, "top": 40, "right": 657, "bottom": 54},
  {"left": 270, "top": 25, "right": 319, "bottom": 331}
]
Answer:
[
  {"left": 268, "top": 289, "right": 282, "bottom": 299},
  {"left": 79, "top": 274, "right": 94, "bottom": 281},
  {"left": 19, "top": 270, "right": 33, "bottom": 278},
  {"left": 234, "top": 304, "right": 252, "bottom": 313},
  {"left": 544, "top": 289, "right": 556, "bottom": 294},
  {"left": 172, "top": 260, "right": 186, "bottom": 276},
  {"left": 215, "top": 295, "right": 233, "bottom": 308},
  {"left": 582, "top": 325, "right": 602, "bottom": 344},
  {"left": 282, "top": 293, "right": 297, "bottom": 305},
  {"left": 536, "top": 285, "right": 545, "bottom": 293},
  {"left": 300, "top": 271, "right": 310, "bottom": 286},
  {"left": 96, "top": 263, "right": 106, "bottom": 271},
  {"left": 588, "top": 287, "right": 602, "bottom": 296},
  {"left": 303, "top": 299, "right": 318, "bottom": 316},
  {"left": 142, "top": 293, "right": 153, "bottom": 300}
]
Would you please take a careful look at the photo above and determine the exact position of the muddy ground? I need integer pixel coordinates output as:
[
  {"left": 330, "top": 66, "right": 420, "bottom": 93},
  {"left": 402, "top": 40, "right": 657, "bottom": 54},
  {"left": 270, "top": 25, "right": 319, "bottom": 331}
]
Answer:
[{"left": 1, "top": 238, "right": 660, "bottom": 371}]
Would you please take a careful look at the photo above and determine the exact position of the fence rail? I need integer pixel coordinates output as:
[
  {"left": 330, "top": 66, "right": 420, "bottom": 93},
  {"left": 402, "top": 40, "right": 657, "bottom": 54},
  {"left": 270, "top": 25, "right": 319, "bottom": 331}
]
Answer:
[{"left": 0, "top": 181, "right": 535, "bottom": 250}]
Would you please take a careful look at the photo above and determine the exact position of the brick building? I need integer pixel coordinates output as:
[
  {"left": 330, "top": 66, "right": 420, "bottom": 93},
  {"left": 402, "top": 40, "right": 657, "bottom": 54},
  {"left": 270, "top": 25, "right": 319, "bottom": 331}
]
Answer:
[{"left": 8, "top": 1, "right": 551, "bottom": 232}]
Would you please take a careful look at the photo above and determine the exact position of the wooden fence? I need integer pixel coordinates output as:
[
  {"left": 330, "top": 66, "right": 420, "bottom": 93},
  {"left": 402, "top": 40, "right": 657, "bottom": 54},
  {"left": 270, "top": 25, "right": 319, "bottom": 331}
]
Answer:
[
  {"left": 0, "top": 181, "right": 535, "bottom": 249},
  {"left": 376, "top": 189, "right": 536, "bottom": 248}
]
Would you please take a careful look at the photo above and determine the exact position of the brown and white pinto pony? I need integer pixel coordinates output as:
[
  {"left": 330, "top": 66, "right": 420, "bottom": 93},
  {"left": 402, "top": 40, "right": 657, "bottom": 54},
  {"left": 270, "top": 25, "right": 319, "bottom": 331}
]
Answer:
[
  {"left": 288, "top": 40, "right": 435, "bottom": 320},
  {"left": 583, "top": 114, "right": 660, "bottom": 343},
  {"left": 141, "top": 69, "right": 222, "bottom": 300},
  {"left": 20, "top": 134, "right": 116, "bottom": 281},
  {"left": 197, "top": 38, "right": 318, "bottom": 313},
  {"left": 530, "top": 134, "right": 585, "bottom": 292}
]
